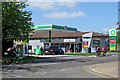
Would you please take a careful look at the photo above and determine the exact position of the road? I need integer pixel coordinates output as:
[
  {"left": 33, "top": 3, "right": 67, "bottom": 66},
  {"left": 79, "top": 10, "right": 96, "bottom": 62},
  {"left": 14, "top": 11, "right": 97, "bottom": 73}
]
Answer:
[{"left": 2, "top": 53, "right": 118, "bottom": 78}]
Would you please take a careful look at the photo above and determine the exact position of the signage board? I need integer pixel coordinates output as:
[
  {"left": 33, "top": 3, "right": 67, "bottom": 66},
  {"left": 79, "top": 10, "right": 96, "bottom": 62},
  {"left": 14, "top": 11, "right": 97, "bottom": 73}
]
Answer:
[
  {"left": 109, "top": 29, "right": 117, "bottom": 51},
  {"left": 110, "top": 40, "right": 115, "bottom": 43},
  {"left": 93, "top": 40, "right": 100, "bottom": 44},
  {"left": 17, "top": 45, "right": 25, "bottom": 57},
  {"left": 109, "top": 37, "right": 117, "bottom": 51},
  {"left": 83, "top": 41, "right": 88, "bottom": 48},
  {"left": 64, "top": 39, "right": 75, "bottom": 42}
]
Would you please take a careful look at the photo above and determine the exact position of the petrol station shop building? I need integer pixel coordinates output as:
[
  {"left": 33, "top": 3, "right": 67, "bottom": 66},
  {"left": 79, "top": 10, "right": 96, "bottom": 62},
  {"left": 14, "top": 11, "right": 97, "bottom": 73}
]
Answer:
[{"left": 28, "top": 24, "right": 108, "bottom": 53}]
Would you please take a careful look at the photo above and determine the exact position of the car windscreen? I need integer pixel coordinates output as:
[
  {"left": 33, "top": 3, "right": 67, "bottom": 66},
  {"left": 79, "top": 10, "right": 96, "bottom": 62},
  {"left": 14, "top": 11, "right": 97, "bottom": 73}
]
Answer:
[{"left": 50, "top": 46, "right": 60, "bottom": 49}]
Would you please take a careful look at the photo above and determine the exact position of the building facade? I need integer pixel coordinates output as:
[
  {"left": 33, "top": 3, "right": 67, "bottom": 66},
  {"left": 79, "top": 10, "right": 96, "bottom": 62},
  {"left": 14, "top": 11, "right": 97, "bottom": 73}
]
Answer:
[
  {"left": 14, "top": 24, "right": 109, "bottom": 53},
  {"left": 28, "top": 24, "right": 108, "bottom": 53}
]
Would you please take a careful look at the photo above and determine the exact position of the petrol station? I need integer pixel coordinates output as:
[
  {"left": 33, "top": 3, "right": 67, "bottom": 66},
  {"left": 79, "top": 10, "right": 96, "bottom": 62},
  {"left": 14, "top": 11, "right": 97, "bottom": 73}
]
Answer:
[
  {"left": 27, "top": 24, "right": 109, "bottom": 54},
  {"left": 29, "top": 24, "right": 78, "bottom": 54},
  {"left": 13, "top": 24, "right": 119, "bottom": 55}
]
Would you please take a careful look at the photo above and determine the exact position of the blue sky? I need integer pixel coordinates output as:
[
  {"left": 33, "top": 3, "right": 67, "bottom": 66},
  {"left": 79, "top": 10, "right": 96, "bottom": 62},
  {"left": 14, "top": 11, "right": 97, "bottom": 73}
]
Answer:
[{"left": 26, "top": 2, "right": 118, "bottom": 34}]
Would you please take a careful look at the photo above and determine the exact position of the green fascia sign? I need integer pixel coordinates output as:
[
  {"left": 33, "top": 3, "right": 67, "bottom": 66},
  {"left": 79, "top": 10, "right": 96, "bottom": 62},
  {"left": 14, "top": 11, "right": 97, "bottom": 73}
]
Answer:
[{"left": 30, "top": 25, "right": 77, "bottom": 31}]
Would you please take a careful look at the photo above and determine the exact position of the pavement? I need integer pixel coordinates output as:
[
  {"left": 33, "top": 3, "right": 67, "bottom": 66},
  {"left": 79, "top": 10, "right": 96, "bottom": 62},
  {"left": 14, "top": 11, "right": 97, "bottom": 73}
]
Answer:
[
  {"left": 86, "top": 61, "right": 119, "bottom": 78},
  {"left": 25, "top": 54, "right": 73, "bottom": 57},
  {"left": 25, "top": 54, "right": 97, "bottom": 58},
  {"left": 25, "top": 52, "right": 117, "bottom": 58}
]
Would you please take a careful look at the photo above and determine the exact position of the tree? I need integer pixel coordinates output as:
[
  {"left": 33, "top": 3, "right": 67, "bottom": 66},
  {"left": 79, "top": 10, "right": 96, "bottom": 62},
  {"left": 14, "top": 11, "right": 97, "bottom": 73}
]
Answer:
[
  {"left": 2, "top": 2, "right": 32, "bottom": 53},
  {"left": 117, "top": 21, "right": 120, "bottom": 45},
  {"left": 2, "top": 2, "right": 32, "bottom": 41}
]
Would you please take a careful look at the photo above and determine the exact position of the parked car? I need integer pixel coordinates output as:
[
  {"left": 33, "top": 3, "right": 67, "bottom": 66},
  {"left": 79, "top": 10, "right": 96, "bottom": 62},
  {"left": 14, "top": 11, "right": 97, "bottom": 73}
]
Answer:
[{"left": 44, "top": 46, "right": 64, "bottom": 55}]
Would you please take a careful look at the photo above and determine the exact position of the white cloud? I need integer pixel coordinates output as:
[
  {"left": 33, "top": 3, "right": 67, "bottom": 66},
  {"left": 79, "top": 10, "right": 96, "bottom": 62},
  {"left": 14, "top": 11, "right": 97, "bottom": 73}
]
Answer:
[
  {"left": 57, "top": 2, "right": 77, "bottom": 8},
  {"left": 43, "top": 11, "right": 86, "bottom": 19},
  {"left": 28, "top": 1, "right": 77, "bottom": 10},
  {"left": 28, "top": 0, "right": 119, "bottom": 2},
  {"left": 28, "top": 2, "right": 55, "bottom": 10},
  {"left": 28, "top": 0, "right": 77, "bottom": 2}
]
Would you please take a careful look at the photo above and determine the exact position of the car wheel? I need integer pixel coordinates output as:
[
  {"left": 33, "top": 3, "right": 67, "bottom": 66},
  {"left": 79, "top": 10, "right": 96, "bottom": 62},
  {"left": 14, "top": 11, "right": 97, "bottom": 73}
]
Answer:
[
  {"left": 52, "top": 52, "right": 55, "bottom": 55},
  {"left": 61, "top": 52, "right": 64, "bottom": 55}
]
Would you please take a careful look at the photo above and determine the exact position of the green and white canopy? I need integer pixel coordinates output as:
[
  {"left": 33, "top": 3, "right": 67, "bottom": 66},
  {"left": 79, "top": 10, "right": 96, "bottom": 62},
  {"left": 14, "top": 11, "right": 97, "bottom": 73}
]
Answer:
[{"left": 31, "top": 24, "right": 77, "bottom": 33}]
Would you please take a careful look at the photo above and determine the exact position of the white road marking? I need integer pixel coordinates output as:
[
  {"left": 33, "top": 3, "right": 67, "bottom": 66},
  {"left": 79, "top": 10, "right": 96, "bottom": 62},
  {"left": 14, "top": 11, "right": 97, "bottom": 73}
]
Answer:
[
  {"left": 59, "top": 69, "right": 66, "bottom": 71},
  {"left": 15, "top": 76, "right": 23, "bottom": 77},
  {"left": 89, "top": 66, "right": 102, "bottom": 74},
  {"left": 43, "top": 72, "right": 47, "bottom": 74},
  {"left": 33, "top": 71, "right": 48, "bottom": 76}
]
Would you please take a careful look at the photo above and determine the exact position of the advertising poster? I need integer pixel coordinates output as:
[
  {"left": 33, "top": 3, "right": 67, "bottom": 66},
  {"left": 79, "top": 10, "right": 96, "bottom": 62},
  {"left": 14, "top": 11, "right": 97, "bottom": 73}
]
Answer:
[
  {"left": 17, "top": 45, "right": 24, "bottom": 57},
  {"left": 83, "top": 41, "right": 88, "bottom": 48}
]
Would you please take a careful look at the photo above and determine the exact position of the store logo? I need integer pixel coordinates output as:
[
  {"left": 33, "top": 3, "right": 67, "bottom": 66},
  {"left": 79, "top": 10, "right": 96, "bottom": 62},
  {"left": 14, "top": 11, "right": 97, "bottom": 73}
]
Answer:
[
  {"left": 110, "top": 30, "right": 115, "bottom": 35},
  {"left": 109, "top": 29, "right": 116, "bottom": 36},
  {"left": 34, "top": 26, "right": 37, "bottom": 29}
]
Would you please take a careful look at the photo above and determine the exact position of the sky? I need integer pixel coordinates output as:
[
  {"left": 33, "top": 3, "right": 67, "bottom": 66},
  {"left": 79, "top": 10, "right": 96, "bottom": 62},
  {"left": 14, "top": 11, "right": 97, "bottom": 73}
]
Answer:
[{"left": 26, "top": 2, "right": 118, "bottom": 34}]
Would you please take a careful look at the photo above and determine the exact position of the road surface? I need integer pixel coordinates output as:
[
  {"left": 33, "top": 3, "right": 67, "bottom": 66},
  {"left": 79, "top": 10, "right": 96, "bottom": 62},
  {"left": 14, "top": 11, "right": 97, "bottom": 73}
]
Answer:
[{"left": 2, "top": 53, "right": 118, "bottom": 78}]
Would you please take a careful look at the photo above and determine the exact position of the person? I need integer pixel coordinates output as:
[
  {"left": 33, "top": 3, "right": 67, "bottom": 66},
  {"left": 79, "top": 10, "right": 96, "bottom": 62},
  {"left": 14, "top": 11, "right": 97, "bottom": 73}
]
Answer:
[
  {"left": 40, "top": 46, "right": 44, "bottom": 55},
  {"left": 102, "top": 46, "right": 107, "bottom": 56},
  {"left": 7, "top": 47, "right": 16, "bottom": 57},
  {"left": 65, "top": 48, "right": 67, "bottom": 52},
  {"left": 7, "top": 46, "right": 19, "bottom": 63},
  {"left": 96, "top": 46, "right": 100, "bottom": 57}
]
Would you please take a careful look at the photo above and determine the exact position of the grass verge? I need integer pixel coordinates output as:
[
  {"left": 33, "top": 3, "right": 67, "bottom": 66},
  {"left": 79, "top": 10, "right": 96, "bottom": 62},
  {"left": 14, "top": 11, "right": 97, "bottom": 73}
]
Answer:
[
  {"left": 107, "top": 51, "right": 120, "bottom": 53},
  {"left": 65, "top": 53, "right": 97, "bottom": 56},
  {"left": 2, "top": 56, "right": 36, "bottom": 64}
]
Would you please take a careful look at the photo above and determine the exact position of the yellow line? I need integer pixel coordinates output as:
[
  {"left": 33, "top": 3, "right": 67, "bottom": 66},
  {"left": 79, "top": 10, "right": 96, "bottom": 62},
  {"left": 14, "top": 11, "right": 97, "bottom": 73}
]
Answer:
[
  {"left": 83, "top": 66, "right": 106, "bottom": 78},
  {"left": 83, "top": 66, "right": 119, "bottom": 79}
]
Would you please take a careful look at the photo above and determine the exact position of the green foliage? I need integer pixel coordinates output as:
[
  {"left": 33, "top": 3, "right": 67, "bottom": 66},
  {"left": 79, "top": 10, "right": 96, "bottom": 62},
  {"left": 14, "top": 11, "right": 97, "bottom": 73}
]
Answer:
[
  {"left": 2, "top": 2, "right": 32, "bottom": 40},
  {"left": 117, "top": 21, "right": 120, "bottom": 44},
  {"left": 117, "top": 30, "right": 120, "bottom": 45},
  {"left": 117, "top": 21, "right": 120, "bottom": 29}
]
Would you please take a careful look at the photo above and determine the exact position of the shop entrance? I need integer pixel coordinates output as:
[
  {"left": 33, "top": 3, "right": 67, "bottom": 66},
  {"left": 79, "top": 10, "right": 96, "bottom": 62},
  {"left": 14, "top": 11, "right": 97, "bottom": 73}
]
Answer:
[
  {"left": 70, "top": 43, "right": 82, "bottom": 53},
  {"left": 71, "top": 44, "right": 74, "bottom": 53}
]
